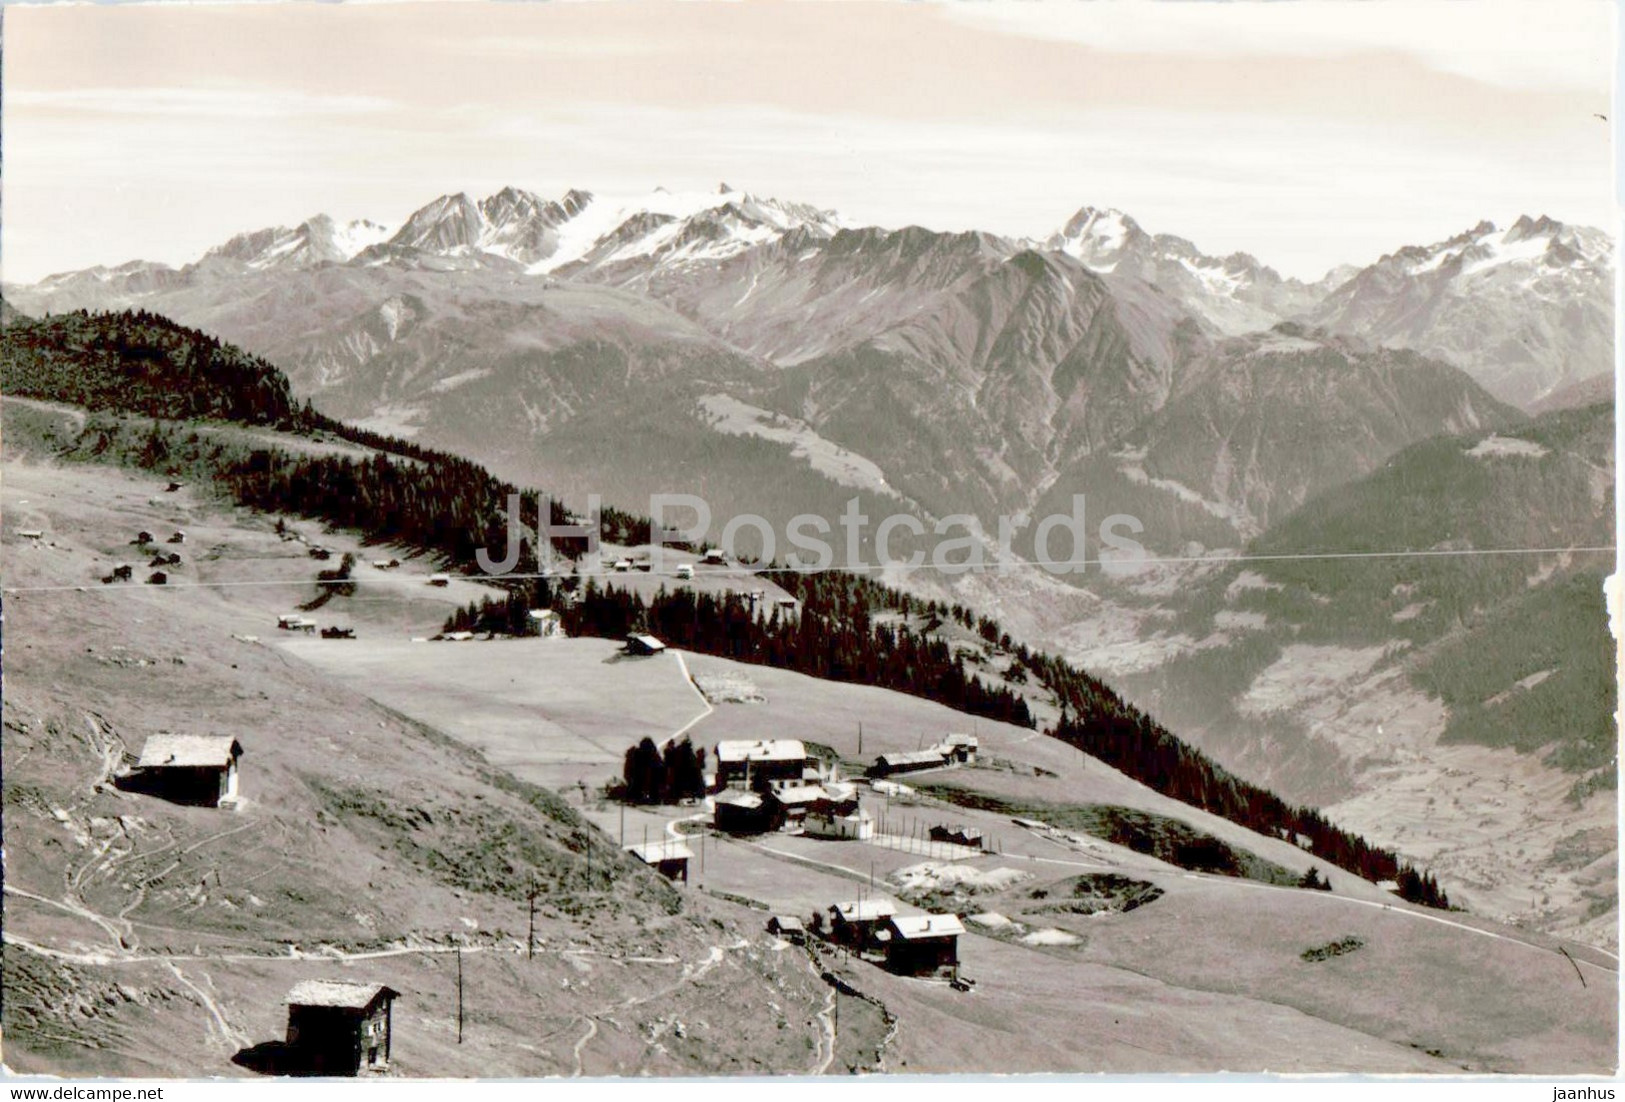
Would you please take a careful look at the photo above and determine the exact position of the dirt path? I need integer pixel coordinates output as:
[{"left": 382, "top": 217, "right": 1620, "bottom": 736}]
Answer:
[
  {"left": 567, "top": 938, "right": 752, "bottom": 1075},
  {"left": 165, "top": 961, "right": 250, "bottom": 1053},
  {"left": 809, "top": 979, "right": 837, "bottom": 1075},
  {"left": 1172, "top": 870, "right": 1621, "bottom": 973},
  {"left": 664, "top": 651, "right": 715, "bottom": 746},
  {"left": 569, "top": 1018, "right": 598, "bottom": 1077}
]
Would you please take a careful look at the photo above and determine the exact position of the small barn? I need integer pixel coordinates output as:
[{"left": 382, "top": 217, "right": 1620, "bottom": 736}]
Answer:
[
  {"left": 526, "top": 609, "right": 563, "bottom": 638},
  {"left": 828, "top": 899, "right": 897, "bottom": 949},
  {"left": 929, "top": 824, "right": 984, "bottom": 850},
  {"left": 625, "top": 633, "right": 667, "bottom": 656},
  {"left": 943, "top": 733, "right": 979, "bottom": 764},
  {"left": 715, "top": 739, "right": 808, "bottom": 790},
  {"left": 881, "top": 914, "right": 964, "bottom": 975},
  {"left": 626, "top": 839, "right": 694, "bottom": 883},
  {"left": 131, "top": 734, "right": 243, "bottom": 807},
  {"left": 868, "top": 748, "right": 950, "bottom": 777},
  {"left": 284, "top": 980, "right": 399, "bottom": 1076},
  {"left": 701, "top": 548, "right": 728, "bottom": 565},
  {"left": 767, "top": 915, "right": 806, "bottom": 944},
  {"left": 712, "top": 789, "right": 771, "bottom": 834}
]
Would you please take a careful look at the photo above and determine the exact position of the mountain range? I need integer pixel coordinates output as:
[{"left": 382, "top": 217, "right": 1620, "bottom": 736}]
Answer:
[
  {"left": 3, "top": 182, "right": 1614, "bottom": 946},
  {"left": 9, "top": 183, "right": 1604, "bottom": 561},
  {"left": 16, "top": 184, "right": 1607, "bottom": 402}
]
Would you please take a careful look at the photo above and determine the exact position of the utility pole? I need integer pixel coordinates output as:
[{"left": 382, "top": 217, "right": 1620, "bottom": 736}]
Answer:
[
  {"left": 456, "top": 942, "right": 465, "bottom": 1045},
  {"left": 619, "top": 802, "right": 625, "bottom": 846},
  {"left": 527, "top": 879, "right": 539, "bottom": 960},
  {"left": 857, "top": 722, "right": 863, "bottom": 757}
]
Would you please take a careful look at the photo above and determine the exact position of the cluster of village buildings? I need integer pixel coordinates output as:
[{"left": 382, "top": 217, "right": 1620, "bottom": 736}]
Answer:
[
  {"left": 100, "top": 510, "right": 984, "bottom": 1072},
  {"left": 622, "top": 734, "right": 983, "bottom": 983}
]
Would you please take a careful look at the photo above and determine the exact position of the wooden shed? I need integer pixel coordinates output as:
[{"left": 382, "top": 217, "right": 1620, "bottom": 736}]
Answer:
[
  {"left": 625, "top": 839, "right": 694, "bottom": 883},
  {"left": 868, "top": 748, "right": 950, "bottom": 777},
  {"left": 767, "top": 915, "right": 807, "bottom": 944},
  {"left": 712, "top": 789, "right": 771, "bottom": 834},
  {"left": 285, "top": 980, "right": 400, "bottom": 1076},
  {"left": 827, "top": 899, "right": 897, "bottom": 949},
  {"left": 881, "top": 914, "right": 964, "bottom": 975},
  {"left": 929, "top": 824, "right": 985, "bottom": 850},
  {"left": 130, "top": 734, "right": 243, "bottom": 807}
]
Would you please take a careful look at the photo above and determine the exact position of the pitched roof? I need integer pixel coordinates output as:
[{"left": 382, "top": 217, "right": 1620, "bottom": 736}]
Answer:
[
  {"left": 713, "top": 790, "right": 765, "bottom": 810},
  {"left": 627, "top": 633, "right": 667, "bottom": 651},
  {"left": 875, "top": 749, "right": 949, "bottom": 768},
  {"left": 716, "top": 739, "right": 806, "bottom": 763},
  {"left": 769, "top": 784, "right": 826, "bottom": 806},
  {"left": 830, "top": 899, "right": 897, "bottom": 922},
  {"left": 286, "top": 980, "right": 400, "bottom": 1010},
  {"left": 626, "top": 839, "right": 694, "bottom": 864},
  {"left": 823, "top": 781, "right": 859, "bottom": 801},
  {"left": 888, "top": 914, "right": 966, "bottom": 940},
  {"left": 136, "top": 734, "right": 242, "bottom": 769}
]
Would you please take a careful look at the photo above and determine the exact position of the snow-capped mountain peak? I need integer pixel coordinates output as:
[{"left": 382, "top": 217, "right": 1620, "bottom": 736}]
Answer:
[
  {"left": 1044, "top": 206, "right": 1146, "bottom": 272},
  {"left": 200, "top": 214, "right": 395, "bottom": 271},
  {"left": 1309, "top": 213, "right": 1614, "bottom": 406},
  {"left": 1041, "top": 205, "right": 1321, "bottom": 335},
  {"left": 1387, "top": 215, "right": 1610, "bottom": 282},
  {"left": 526, "top": 184, "right": 844, "bottom": 275}
]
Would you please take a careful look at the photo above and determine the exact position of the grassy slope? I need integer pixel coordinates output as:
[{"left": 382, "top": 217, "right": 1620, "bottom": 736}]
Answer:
[
  {"left": 1, "top": 415, "right": 833, "bottom": 1077},
  {"left": 3, "top": 399, "right": 1616, "bottom": 1076}
]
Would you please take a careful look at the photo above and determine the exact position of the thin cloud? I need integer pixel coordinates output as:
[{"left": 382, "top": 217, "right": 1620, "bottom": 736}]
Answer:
[
  {"left": 942, "top": 0, "right": 1613, "bottom": 92},
  {"left": 8, "top": 87, "right": 398, "bottom": 119}
]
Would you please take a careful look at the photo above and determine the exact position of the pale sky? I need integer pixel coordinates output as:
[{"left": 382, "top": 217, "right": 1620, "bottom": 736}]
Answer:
[{"left": 1, "top": 0, "right": 1615, "bottom": 283}]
